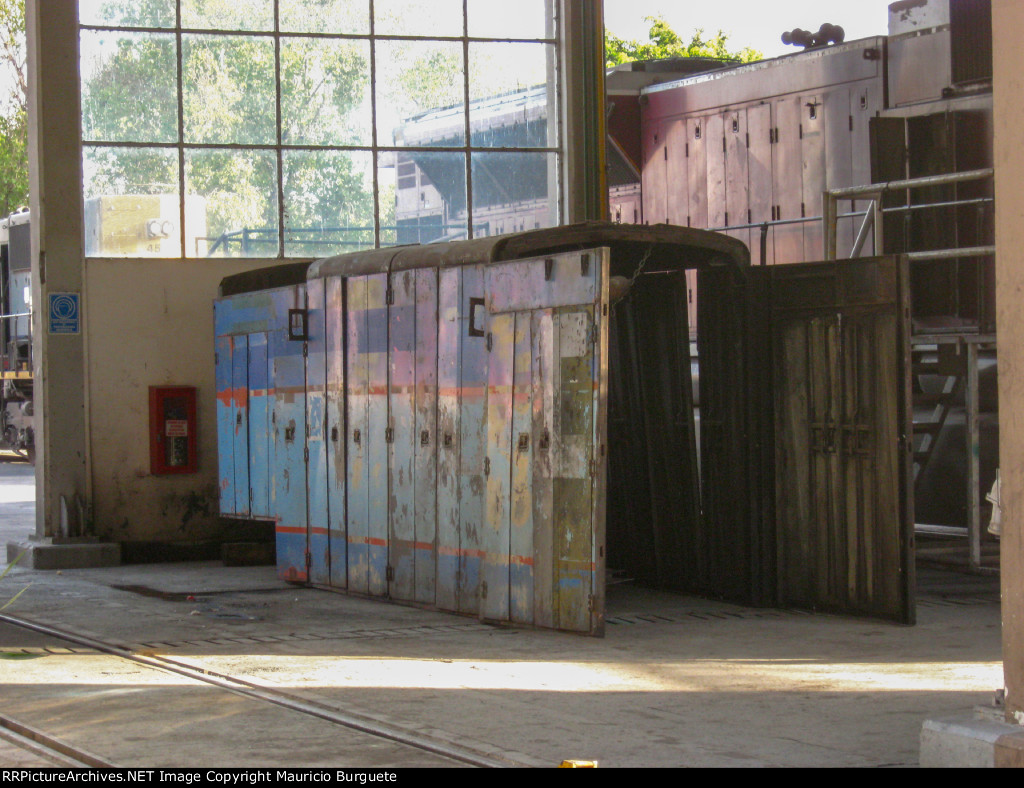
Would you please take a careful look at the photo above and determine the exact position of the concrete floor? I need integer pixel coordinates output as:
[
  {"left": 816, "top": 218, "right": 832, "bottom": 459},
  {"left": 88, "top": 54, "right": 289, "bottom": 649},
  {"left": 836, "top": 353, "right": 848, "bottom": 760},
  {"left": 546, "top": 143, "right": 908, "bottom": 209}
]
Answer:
[{"left": 0, "top": 456, "right": 1007, "bottom": 768}]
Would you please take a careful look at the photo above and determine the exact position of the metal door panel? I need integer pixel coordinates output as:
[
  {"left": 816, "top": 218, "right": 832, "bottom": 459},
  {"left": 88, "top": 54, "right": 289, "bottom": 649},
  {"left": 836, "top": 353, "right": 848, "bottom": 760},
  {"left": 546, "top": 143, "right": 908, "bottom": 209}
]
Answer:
[
  {"left": 457, "top": 265, "right": 488, "bottom": 615},
  {"left": 725, "top": 109, "right": 751, "bottom": 251},
  {"left": 553, "top": 307, "right": 596, "bottom": 632},
  {"left": 665, "top": 119, "right": 689, "bottom": 227},
  {"left": 706, "top": 113, "right": 726, "bottom": 232},
  {"left": 482, "top": 312, "right": 515, "bottom": 621},
  {"left": 306, "top": 278, "right": 330, "bottom": 586},
  {"left": 247, "top": 332, "right": 271, "bottom": 519},
  {"left": 530, "top": 308, "right": 556, "bottom": 629},
  {"left": 436, "top": 267, "right": 462, "bottom": 611},
  {"left": 509, "top": 311, "right": 535, "bottom": 624},
  {"left": 345, "top": 276, "right": 371, "bottom": 594},
  {"left": 365, "top": 274, "right": 390, "bottom": 597},
  {"left": 687, "top": 117, "right": 708, "bottom": 231},
  {"left": 388, "top": 270, "right": 418, "bottom": 603},
  {"left": 747, "top": 104, "right": 775, "bottom": 266},
  {"left": 270, "top": 286, "right": 308, "bottom": 583},
  {"left": 325, "top": 278, "right": 347, "bottom": 589},
  {"left": 413, "top": 268, "right": 439, "bottom": 605},
  {"left": 824, "top": 88, "right": 854, "bottom": 257},
  {"left": 772, "top": 97, "right": 804, "bottom": 264},
  {"left": 215, "top": 335, "right": 236, "bottom": 516},
  {"left": 642, "top": 120, "right": 667, "bottom": 224},
  {"left": 231, "top": 334, "right": 250, "bottom": 517},
  {"left": 800, "top": 94, "right": 826, "bottom": 261}
]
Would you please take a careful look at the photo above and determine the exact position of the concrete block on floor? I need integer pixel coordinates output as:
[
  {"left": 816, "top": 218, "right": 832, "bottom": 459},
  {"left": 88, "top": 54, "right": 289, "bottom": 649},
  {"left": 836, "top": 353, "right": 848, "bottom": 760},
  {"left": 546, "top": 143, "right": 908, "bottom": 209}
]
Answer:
[
  {"left": 6, "top": 539, "right": 121, "bottom": 570},
  {"left": 921, "top": 712, "right": 1024, "bottom": 767}
]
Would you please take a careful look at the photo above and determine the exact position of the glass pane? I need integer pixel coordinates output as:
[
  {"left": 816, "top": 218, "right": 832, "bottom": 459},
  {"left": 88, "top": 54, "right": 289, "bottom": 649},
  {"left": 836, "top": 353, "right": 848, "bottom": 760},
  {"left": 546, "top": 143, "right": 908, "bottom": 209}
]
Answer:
[
  {"left": 471, "top": 152, "right": 557, "bottom": 237},
  {"left": 81, "top": 31, "right": 178, "bottom": 143},
  {"left": 284, "top": 150, "right": 375, "bottom": 256},
  {"left": 279, "top": 0, "right": 370, "bottom": 35},
  {"left": 182, "top": 35, "right": 276, "bottom": 145},
  {"left": 186, "top": 149, "right": 278, "bottom": 257},
  {"left": 376, "top": 40, "right": 465, "bottom": 148},
  {"left": 281, "top": 38, "right": 371, "bottom": 146},
  {"left": 381, "top": 150, "right": 467, "bottom": 246},
  {"left": 181, "top": 0, "right": 273, "bottom": 31},
  {"left": 373, "top": 0, "right": 463, "bottom": 37},
  {"left": 466, "top": 0, "right": 554, "bottom": 40},
  {"left": 83, "top": 146, "right": 181, "bottom": 257},
  {"left": 80, "top": 0, "right": 176, "bottom": 27},
  {"left": 469, "top": 43, "right": 556, "bottom": 148}
]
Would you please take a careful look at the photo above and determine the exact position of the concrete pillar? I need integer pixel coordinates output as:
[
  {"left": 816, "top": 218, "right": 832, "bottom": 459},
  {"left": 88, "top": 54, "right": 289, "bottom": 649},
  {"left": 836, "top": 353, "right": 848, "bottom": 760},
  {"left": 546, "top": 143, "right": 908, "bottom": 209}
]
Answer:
[
  {"left": 993, "top": 0, "right": 1024, "bottom": 726},
  {"left": 25, "top": 0, "right": 92, "bottom": 545},
  {"left": 560, "top": 0, "right": 608, "bottom": 223}
]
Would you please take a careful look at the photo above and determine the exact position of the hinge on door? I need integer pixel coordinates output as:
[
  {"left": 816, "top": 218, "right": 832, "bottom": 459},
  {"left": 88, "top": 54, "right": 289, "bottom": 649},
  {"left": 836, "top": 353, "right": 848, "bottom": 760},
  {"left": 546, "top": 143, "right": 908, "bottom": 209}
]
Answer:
[
  {"left": 746, "top": 132, "right": 750, "bottom": 148},
  {"left": 385, "top": 427, "right": 394, "bottom": 444},
  {"left": 724, "top": 211, "right": 729, "bottom": 226},
  {"left": 305, "top": 552, "right": 311, "bottom": 570},
  {"left": 849, "top": 115, "right": 854, "bottom": 132},
  {"left": 663, "top": 147, "right": 668, "bottom": 161},
  {"left": 304, "top": 446, "right": 309, "bottom": 463},
  {"left": 685, "top": 142, "right": 689, "bottom": 158},
  {"left": 587, "top": 595, "right": 594, "bottom": 612},
  {"left": 799, "top": 123, "right": 803, "bottom": 140},
  {"left": 722, "top": 136, "right": 726, "bottom": 153},
  {"left": 303, "top": 342, "right": 308, "bottom": 359},
  {"left": 386, "top": 565, "right": 394, "bottom": 582},
  {"left": 486, "top": 332, "right": 493, "bottom": 352},
  {"left": 484, "top": 456, "right": 491, "bottom": 477},
  {"left": 386, "top": 285, "right": 394, "bottom": 305}
]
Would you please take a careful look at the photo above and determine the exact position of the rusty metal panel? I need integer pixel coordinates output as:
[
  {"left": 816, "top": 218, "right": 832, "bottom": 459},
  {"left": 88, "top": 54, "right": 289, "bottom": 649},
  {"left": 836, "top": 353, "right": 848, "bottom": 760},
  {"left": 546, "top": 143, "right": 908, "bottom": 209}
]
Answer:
[
  {"left": 553, "top": 308, "right": 595, "bottom": 632},
  {"left": 436, "top": 267, "right": 462, "bottom": 611},
  {"left": 325, "top": 278, "right": 347, "bottom": 588},
  {"left": 388, "top": 269, "right": 417, "bottom": 603},
  {"left": 231, "top": 334, "right": 250, "bottom": 517},
  {"left": 725, "top": 109, "right": 750, "bottom": 251},
  {"left": 270, "top": 285, "right": 308, "bottom": 583},
  {"left": 771, "top": 258, "right": 914, "bottom": 623},
  {"left": 215, "top": 335, "right": 236, "bottom": 516},
  {"left": 345, "top": 276, "right": 371, "bottom": 594},
  {"left": 306, "top": 278, "right": 330, "bottom": 586},
  {"left": 772, "top": 97, "right": 804, "bottom": 264},
  {"left": 413, "top": 268, "right": 439, "bottom": 605},
  {"left": 665, "top": 119, "right": 689, "bottom": 227},
  {"left": 509, "top": 311, "right": 534, "bottom": 624},
  {"left": 747, "top": 103, "right": 775, "bottom": 266},
  {"left": 706, "top": 113, "right": 726, "bottom": 232},
  {"left": 248, "top": 332, "right": 271, "bottom": 519},
  {"left": 642, "top": 120, "right": 667, "bottom": 224},
  {"left": 482, "top": 311, "right": 514, "bottom": 621},
  {"left": 456, "top": 265, "right": 488, "bottom": 615},
  {"left": 364, "top": 273, "right": 390, "bottom": 597},
  {"left": 800, "top": 94, "right": 826, "bottom": 261}
]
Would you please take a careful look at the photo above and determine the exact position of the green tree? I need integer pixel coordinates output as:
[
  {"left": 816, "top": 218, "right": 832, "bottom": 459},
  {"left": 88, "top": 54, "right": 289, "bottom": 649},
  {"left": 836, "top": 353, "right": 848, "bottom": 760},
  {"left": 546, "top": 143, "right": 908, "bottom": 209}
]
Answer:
[
  {"left": 0, "top": 0, "right": 27, "bottom": 217},
  {"left": 605, "top": 15, "right": 762, "bottom": 68}
]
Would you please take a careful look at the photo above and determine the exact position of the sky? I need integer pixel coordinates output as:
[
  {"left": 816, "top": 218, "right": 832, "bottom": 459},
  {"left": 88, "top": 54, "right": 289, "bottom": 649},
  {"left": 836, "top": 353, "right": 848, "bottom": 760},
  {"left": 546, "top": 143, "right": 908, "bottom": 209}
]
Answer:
[{"left": 604, "top": 0, "right": 895, "bottom": 59}]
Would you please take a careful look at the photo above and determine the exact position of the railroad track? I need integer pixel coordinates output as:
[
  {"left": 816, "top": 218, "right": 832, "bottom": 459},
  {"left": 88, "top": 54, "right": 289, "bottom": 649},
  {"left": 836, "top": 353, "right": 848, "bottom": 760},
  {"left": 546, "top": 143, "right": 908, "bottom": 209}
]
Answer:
[{"left": 0, "top": 612, "right": 536, "bottom": 769}]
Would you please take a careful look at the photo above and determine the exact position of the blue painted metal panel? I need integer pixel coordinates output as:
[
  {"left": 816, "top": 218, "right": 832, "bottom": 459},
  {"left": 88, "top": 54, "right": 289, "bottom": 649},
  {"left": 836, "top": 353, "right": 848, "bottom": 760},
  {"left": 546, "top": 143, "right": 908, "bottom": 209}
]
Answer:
[
  {"left": 248, "top": 333, "right": 272, "bottom": 519},
  {"left": 231, "top": 334, "right": 250, "bottom": 517},
  {"left": 215, "top": 334, "right": 236, "bottom": 517},
  {"left": 365, "top": 274, "right": 390, "bottom": 597},
  {"left": 389, "top": 271, "right": 417, "bottom": 603},
  {"left": 326, "top": 278, "right": 348, "bottom": 589},
  {"left": 435, "top": 268, "right": 462, "bottom": 611},
  {"left": 271, "top": 285, "right": 308, "bottom": 583},
  {"left": 457, "top": 265, "right": 487, "bottom": 616},
  {"left": 306, "top": 278, "right": 330, "bottom": 586},
  {"left": 413, "top": 268, "right": 439, "bottom": 606},
  {"left": 346, "top": 276, "right": 371, "bottom": 594}
]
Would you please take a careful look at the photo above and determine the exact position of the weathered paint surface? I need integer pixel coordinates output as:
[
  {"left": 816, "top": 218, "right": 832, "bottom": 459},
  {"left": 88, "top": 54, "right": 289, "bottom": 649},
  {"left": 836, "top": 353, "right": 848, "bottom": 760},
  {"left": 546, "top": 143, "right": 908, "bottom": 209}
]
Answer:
[{"left": 215, "top": 250, "right": 609, "bottom": 634}]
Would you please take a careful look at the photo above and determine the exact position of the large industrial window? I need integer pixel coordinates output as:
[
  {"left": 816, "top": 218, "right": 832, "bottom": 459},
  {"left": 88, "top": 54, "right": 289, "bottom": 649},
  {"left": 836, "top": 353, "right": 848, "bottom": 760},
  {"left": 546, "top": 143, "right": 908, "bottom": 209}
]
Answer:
[{"left": 78, "top": 0, "right": 562, "bottom": 258}]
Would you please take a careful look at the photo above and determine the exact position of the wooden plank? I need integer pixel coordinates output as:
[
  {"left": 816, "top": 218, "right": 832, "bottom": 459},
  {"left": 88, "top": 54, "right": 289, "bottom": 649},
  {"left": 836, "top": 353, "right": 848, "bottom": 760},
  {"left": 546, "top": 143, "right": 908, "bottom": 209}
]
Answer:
[
  {"left": 510, "top": 311, "right": 534, "bottom": 624},
  {"left": 345, "top": 277, "right": 371, "bottom": 594},
  {"left": 413, "top": 268, "right": 439, "bottom": 605},
  {"left": 325, "top": 278, "right": 347, "bottom": 589},
  {"left": 436, "top": 268, "right": 462, "bottom": 612},
  {"left": 365, "top": 273, "right": 390, "bottom": 597},
  {"left": 388, "top": 270, "right": 417, "bottom": 602},
  {"left": 305, "top": 278, "right": 330, "bottom": 586},
  {"left": 531, "top": 308, "right": 555, "bottom": 629},
  {"left": 725, "top": 109, "right": 750, "bottom": 251}
]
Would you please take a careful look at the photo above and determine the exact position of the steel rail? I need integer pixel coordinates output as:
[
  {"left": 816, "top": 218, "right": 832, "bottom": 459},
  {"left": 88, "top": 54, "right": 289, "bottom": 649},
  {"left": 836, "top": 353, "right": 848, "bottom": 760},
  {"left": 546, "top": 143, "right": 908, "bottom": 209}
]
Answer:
[
  {"left": 0, "top": 714, "right": 117, "bottom": 768},
  {"left": 0, "top": 612, "right": 534, "bottom": 769}
]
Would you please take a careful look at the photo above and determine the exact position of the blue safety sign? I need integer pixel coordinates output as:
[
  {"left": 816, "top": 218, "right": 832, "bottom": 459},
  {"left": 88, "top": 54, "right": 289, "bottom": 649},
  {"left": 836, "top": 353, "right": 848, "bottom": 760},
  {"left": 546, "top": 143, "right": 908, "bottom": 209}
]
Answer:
[{"left": 48, "top": 292, "right": 80, "bottom": 335}]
